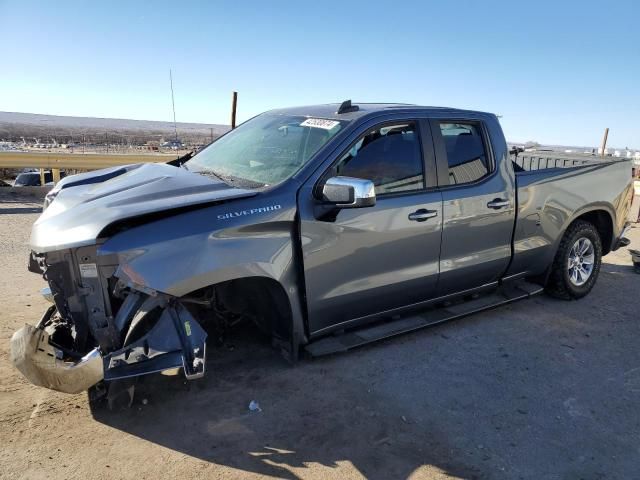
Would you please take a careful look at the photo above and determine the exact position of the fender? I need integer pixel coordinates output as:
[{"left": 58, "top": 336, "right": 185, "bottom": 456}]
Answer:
[{"left": 98, "top": 192, "right": 308, "bottom": 355}]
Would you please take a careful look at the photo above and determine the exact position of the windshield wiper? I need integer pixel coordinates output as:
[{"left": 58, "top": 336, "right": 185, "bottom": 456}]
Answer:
[
  {"left": 196, "top": 168, "right": 225, "bottom": 182},
  {"left": 216, "top": 171, "right": 266, "bottom": 189},
  {"left": 192, "top": 167, "right": 266, "bottom": 189}
]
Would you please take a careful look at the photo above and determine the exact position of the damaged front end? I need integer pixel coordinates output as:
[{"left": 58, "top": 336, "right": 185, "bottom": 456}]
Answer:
[
  {"left": 11, "top": 306, "right": 104, "bottom": 394},
  {"left": 11, "top": 247, "right": 207, "bottom": 394}
]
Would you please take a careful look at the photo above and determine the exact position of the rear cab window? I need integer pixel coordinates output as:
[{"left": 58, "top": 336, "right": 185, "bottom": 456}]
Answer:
[{"left": 438, "top": 122, "right": 491, "bottom": 185}]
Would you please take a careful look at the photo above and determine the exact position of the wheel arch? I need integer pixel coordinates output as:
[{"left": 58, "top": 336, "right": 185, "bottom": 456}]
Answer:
[
  {"left": 563, "top": 206, "right": 615, "bottom": 255},
  {"left": 149, "top": 267, "right": 308, "bottom": 362},
  {"left": 195, "top": 275, "right": 295, "bottom": 344},
  {"left": 535, "top": 205, "right": 614, "bottom": 287},
  {"left": 102, "top": 242, "right": 309, "bottom": 361},
  {"left": 544, "top": 212, "right": 606, "bottom": 299}
]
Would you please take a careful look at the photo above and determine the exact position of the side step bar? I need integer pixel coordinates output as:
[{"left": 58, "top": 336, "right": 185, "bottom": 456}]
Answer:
[{"left": 305, "top": 281, "right": 543, "bottom": 357}]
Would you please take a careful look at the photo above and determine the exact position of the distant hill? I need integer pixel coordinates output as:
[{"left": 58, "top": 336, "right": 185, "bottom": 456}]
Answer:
[{"left": 0, "top": 111, "right": 229, "bottom": 146}]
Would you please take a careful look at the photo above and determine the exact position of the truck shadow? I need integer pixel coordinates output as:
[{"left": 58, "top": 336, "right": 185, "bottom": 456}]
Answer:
[
  {"left": 91, "top": 324, "right": 480, "bottom": 479},
  {"left": 91, "top": 263, "right": 640, "bottom": 478},
  {"left": 600, "top": 261, "right": 637, "bottom": 275},
  {"left": 0, "top": 207, "right": 43, "bottom": 215}
]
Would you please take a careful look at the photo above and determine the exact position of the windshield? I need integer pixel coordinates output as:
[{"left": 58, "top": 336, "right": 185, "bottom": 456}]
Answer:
[{"left": 186, "top": 114, "right": 347, "bottom": 187}]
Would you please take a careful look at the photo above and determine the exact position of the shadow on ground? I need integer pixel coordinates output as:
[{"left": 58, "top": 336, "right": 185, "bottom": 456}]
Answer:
[
  {"left": 92, "top": 324, "right": 480, "bottom": 479},
  {"left": 91, "top": 258, "right": 640, "bottom": 478},
  {"left": 0, "top": 192, "right": 44, "bottom": 203},
  {"left": 0, "top": 207, "right": 42, "bottom": 215}
]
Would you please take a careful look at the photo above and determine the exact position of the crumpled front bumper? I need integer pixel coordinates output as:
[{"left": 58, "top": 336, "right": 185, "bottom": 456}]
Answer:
[
  {"left": 10, "top": 300, "right": 207, "bottom": 394},
  {"left": 10, "top": 308, "right": 104, "bottom": 394}
]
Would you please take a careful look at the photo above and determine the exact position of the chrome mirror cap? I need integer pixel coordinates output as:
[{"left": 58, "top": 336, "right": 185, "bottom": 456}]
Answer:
[{"left": 322, "top": 176, "right": 376, "bottom": 208}]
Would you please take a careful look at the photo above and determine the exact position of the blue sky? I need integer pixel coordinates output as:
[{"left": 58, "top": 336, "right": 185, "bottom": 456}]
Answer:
[{"left": 0, "top": 0, "right": 638, "bottom": 148}]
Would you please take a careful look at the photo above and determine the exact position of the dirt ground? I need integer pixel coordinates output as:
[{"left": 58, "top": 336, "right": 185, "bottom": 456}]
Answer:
[{"left": 1, "top": 190, "right": 639, "bottom": 480}]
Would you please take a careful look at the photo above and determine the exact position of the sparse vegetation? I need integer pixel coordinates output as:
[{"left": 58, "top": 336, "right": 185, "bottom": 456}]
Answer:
[{"left": 0, "top": 112, "right": 228, "bottom": 148}]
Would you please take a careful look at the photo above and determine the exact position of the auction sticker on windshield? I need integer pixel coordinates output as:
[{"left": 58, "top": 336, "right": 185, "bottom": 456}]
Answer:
[{"left": 300, "top": 118, "right": 340, "bottom": 130}]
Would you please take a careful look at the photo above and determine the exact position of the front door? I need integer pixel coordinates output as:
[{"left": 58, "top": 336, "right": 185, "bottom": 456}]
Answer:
[{"left": 299, "top": 120, "right": 443, "bottom": 335}]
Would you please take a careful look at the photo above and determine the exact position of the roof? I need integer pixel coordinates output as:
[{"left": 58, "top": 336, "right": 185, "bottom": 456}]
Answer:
[{"left": 267, "top": 102, "right": 492, "bottom": 121}]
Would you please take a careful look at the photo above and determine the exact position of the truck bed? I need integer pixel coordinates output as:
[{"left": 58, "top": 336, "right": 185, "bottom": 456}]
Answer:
[{"left": 507, "top": 154, "right": 633, "bottom": 277}]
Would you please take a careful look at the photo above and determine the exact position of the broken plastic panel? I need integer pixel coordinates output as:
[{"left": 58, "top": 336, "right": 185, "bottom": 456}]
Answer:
[{"left": 103, "top": 302, "right": 207, "bottom": 382}]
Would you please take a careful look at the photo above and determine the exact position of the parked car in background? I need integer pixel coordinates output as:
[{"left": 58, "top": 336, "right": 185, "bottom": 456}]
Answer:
[
  {"left": 14, "top": 171, "right": 50, "bottom": 186},
  {"left": 13, "top": 170, "right": 66, "bottom": 186}
]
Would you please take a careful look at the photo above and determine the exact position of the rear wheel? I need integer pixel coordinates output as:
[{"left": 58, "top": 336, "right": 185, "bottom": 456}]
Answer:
[{"left": 546, "top": 220, "right": 602, "bottom": 299}]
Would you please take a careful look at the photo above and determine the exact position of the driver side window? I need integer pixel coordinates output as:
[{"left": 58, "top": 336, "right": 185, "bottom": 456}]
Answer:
[{"left": 335, "top": 122, "right": 425, "bottom": 195}]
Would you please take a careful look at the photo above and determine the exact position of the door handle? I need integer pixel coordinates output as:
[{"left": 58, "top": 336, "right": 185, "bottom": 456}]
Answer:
[
  {"left": 487, "top": 198, "right": 510, "bottom": 209},
  {"left": 408, "top": 209, "right": 438, "bottom": 222}
]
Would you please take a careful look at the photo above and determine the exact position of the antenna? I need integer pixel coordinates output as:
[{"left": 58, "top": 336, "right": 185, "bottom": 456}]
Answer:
[
  {"left": 169, "top": 69, "right": 178, "bottom": 142},
  {"left": 336, "top": 99, "right": 359, "bottom": 114}
]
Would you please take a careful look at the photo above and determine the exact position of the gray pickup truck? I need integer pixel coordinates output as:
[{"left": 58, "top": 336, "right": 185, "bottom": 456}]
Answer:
[{"left": 11, "top": 101, "right": 634, "bottom": 398}]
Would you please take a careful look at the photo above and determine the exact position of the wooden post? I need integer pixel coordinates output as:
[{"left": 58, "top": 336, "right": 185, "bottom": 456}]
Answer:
[
  {"left": 231, "top": 91, "right": 238, "bottom": 129},
  {"left": 52, "top": 168, "right": 61, "bottom": 184},
  {"left": 600, "top": 127, "right": 609, "bottom": 157},
  {"left": 39, "top": 168, "right": 45, "bottom": 186}
]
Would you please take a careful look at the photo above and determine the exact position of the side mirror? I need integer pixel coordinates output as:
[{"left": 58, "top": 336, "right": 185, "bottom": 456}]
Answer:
[{"left": 321, "top": 176, "right": 376, "bottom": 208}]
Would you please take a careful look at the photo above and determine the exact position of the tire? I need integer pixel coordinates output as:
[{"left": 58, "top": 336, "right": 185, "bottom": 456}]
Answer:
[{"left": 545, "top": 220, "right": 602, "bottom": 300}]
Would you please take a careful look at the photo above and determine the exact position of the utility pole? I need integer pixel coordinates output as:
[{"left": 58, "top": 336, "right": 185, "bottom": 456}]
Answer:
[
  {"left": 210, "top": 127, "right": 214, "bottom": 143},
  {"left": 231, "top": 91, "right": 238, "bottom": 129},
  {"left": 170, "top": 69, "right": 178, "bottom": 142},
  {"left": 600, "top": 127, "right": 609, "bottom": 157}
]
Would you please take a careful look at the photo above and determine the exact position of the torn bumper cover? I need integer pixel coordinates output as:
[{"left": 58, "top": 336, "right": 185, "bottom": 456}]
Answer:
[
  {"left": 11, "top": 320, "right": 103, "bottom": 394},
  {"left": 10, "top": 302, "right": 207, "bottom": 394}
]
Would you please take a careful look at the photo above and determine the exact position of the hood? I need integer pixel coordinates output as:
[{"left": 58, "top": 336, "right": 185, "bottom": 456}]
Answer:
[{"left": 31, "top": 163, "right": 256, "bottom": 252}]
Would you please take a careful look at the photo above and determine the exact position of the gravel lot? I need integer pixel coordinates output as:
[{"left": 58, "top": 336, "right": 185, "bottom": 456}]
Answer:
[{"left": 1, "top": 190, "right": 639, "bottom": 480}]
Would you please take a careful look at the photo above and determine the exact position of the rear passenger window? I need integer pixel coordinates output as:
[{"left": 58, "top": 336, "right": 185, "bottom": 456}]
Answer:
[
  {"left": 439, "top": 122, "right": 490, "bottom": 185},
  {"left": 336, "top": 123, "right": 424, "bottom": 195}
]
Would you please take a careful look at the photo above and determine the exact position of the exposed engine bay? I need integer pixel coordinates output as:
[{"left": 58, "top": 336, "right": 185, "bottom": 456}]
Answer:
[{"left": 10, "top": 245, "right": 261, "bottom": 399}]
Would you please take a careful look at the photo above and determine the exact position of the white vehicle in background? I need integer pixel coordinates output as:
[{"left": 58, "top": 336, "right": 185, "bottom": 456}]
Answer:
[{"left": 0, "top": 141, "right": 20, "bottom": 151}]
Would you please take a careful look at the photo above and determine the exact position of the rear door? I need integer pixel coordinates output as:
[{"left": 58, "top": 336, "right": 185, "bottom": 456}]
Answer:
[
  {"left": 430, "top": 118, "right": 516, "bottom": 295},
  {"left": 298, "top": 118, "right": 443, "bottom": 335}
]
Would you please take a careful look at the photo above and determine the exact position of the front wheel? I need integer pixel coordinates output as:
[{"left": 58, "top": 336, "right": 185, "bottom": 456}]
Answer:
[{"left": 546, "top": 220, "right": 602, "bottom": 300}]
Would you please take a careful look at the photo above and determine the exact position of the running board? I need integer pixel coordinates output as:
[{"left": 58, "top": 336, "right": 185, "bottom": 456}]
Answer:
[{"left": 305, "top": 281, "right": 543, "bottom": 357}]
